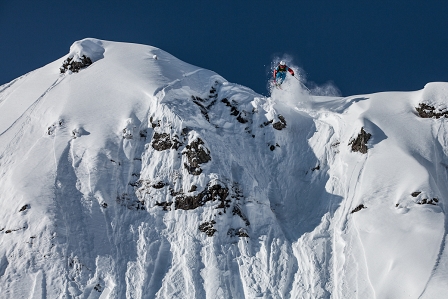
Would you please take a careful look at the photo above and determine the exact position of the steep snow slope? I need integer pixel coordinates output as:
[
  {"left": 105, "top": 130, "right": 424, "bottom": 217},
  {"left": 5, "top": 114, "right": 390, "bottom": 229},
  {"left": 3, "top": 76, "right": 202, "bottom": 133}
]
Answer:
[{"left": 0, "top": 38, "right": 447, "bottom": 298}]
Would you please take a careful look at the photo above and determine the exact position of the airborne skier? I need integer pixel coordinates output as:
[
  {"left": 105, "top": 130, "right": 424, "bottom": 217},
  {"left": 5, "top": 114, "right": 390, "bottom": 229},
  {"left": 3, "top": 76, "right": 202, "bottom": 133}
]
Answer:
[{"left": 273, "top": 61, "right": 295, "bottom": 86}]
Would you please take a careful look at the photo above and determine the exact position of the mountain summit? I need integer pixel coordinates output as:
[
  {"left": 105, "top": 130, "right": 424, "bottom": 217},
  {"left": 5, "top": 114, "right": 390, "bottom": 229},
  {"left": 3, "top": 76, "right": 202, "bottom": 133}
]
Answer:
[{"left": 0, "top": 38, "right": 447, "bottom": 298}]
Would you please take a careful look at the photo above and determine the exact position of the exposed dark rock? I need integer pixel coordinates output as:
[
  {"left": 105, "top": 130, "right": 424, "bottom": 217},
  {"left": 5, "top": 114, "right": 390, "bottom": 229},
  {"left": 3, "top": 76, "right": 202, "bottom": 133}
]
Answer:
[
  {"left": 221, "top": 98, "right": 231, "bottom": 106},
  {"left": 183, "top": 138, "right": 211, "bottom": 175},
  {"left": 172, "top": 137, "right": 182, "bottom": 149},
  {"left": 94, "top": 284, "right": 103, "bottom": 292},
  {"left": 139, "top": 129, "right": 147, "bottom": 139},
  {"left": 150, "top": 117, "right": 161, "bottom": 128},
  {"left": 19, "top": 204, "right": 29, "bottom": 212},
  {"left": 152, "top": 133, "right": 171, "bottom": 150},
  {"left": 227, "top": 228, "right": 249, "bottom": 238},
  {"left": 169, "top": 188, "right": 183, "bottom": 197},
  {"left": 155, "top": 201, "right": 173, "bottom": 211},
  {"left": 101, "top": 202, "right": 108, "bottom": 208},
  {"left": 175, "top": 183, "right": 229, "bottom": 210},
  {"left": 133, "top": 180, "right": 170, "bottom": 200},
  {"left": 152, "top": 181, "right": 166, "bottom": 189},
  {"left": 331, "top": 141, "right": 340, "bottom": 147},
  {"left": 183, "top": 163, "right": 201, "bottom": 175},
  {"left": 122, "top": 128, "right": 133, "bottom": 139},
  {"left": 189, "top": 185, "right": 197, "bottom": 192},
  {"left": 351, "top": 204, "right": 367, "bottom": 214},
  {"left": 116, "top": 193, "right": 145, "bottom": 210},
  {"left": 206, "top": 99, "right": 217, "bottom": 110},
  {"left": 199, "top": 220, "right": 216, "bottom": 237},
  {"left": 349, "top": 127, "right": 371, "bottom": 154},
  {"left": 232, "top": 206, "right": 250, "bottom": 226},
  {"left": 260, "top": 119, "right": 273, "bottom": 128},
  {"left": 273, "top": 115, "right": 287, "bottom": 130},
  {"left": 222, "top": 98, "right": 249, "bottom": 123},
  {"left": 152, "top": 132, "right": 181, "bottom": 151},
  {"left": 416, "top": 103, "right": 448, "bottom": 118},
  {"left": 181, "top": 127, "right": 191, "bottom": 136},
  {"left": 189, "top": 83, "right": 221, "bottom": 122},
  {"left": 312, "top": 164, "right": 320, "bottom": 171},
  {"left": 237, "top": 114, "right": 248, "bottom": 124},
  {"left": 267, "top": 143, "right": 280, "bottom": 151},
  {"left": 191, "top": 96, "right": 210, "bottom": 122},
  {"left": 3, "top": 227, "right": 26, "bottom": 234},
  {"left": 129, "top": 180, "right": 141, "bottom": 188},
  {"left": 412, "top": 192, "right": 440, "bottom": 205},
  {"left": 110, "top": 159, "right": 121, "bottom": 166},
  {"left": 47, "top": 120, "right": 64, "bottom": 136},
  {"left": 417, "top": 198, "right": 438, "bottom": 205},
  {"left": 230, "top": 183, "right": 244, "bottom": 201},
  {"left": 70, "top": 127, "right": 89, "bottom": 139},
  {"left": 60, "top": 55, "right": 92, "bottom": 73},
  {"left": 192, "top": 95, "right": 205, "bottom": 103}
]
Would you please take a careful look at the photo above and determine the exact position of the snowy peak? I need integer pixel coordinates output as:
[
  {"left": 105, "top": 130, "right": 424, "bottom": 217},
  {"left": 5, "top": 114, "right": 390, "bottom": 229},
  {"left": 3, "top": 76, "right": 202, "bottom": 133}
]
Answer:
[
  {"left": 69, "top": 38, "right": 105, "bottom": 63},
  {"left": 60, "top": 38, "right": 104, "bottom": 73},
  {"left": 0, "top": 39, "right": 447, "bottom": 298}
]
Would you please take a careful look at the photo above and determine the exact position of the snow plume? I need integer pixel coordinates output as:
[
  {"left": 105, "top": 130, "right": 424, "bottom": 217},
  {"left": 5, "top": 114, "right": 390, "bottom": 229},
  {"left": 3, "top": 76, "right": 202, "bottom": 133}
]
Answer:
[
  {"left": 269, "top": 55, "right": 312, "bottom": 108},
  {"left": 268, "top": 54, "right": 341, "bottom": 105},
  {"left": 308, "top": 80, "right": 341, "bottom": 96}
]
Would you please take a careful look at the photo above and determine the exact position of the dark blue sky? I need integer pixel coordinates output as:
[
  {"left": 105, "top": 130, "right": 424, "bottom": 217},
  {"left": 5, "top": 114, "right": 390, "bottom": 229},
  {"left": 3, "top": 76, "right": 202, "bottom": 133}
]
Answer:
[{"left": 1, "top": 1, "right": 447, "bottom": 96}]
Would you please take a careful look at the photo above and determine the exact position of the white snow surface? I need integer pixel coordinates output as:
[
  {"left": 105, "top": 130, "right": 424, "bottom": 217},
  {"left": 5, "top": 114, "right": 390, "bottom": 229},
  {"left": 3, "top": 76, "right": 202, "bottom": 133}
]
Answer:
[{"left": 0, "top": 38, "right": 448, "bottom": 298}]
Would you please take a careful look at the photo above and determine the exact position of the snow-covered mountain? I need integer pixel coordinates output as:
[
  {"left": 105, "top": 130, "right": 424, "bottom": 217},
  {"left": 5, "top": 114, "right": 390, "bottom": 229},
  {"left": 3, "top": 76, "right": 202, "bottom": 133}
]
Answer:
[{"left": 1, "top": 38, "right": 447, "bottom": 299}]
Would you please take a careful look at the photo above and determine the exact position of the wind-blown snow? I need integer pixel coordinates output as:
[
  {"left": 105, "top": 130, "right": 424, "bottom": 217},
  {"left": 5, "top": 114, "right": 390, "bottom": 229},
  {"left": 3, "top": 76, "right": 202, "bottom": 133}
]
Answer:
[{"left": 0, "top": 38, "right": 447, "bottom": 298}]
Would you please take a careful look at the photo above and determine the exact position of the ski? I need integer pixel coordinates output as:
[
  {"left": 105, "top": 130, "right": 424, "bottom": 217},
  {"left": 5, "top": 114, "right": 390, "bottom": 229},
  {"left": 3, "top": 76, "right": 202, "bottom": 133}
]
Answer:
[{"left": 270, "top": 81, "right": 282, "bottom": 90}]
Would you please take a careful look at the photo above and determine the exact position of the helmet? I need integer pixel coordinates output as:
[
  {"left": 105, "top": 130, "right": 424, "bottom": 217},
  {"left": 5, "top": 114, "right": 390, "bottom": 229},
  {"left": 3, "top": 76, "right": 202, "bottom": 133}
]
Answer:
[{"left": 279, "top": 61, "right": 286, "bottom": 66}]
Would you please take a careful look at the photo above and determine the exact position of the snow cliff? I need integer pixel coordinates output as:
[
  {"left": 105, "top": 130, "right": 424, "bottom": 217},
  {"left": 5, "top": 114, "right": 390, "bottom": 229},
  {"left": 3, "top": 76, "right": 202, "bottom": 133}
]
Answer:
[{"left": 0, "top": 38, "right": 447, "bottom": 298}]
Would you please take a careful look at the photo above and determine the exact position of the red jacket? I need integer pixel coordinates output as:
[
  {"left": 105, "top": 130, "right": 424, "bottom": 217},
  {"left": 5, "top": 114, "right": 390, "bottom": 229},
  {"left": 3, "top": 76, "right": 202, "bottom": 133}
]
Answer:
[{"left": 273, "top": 65, "right": 294, "bottom": 79}]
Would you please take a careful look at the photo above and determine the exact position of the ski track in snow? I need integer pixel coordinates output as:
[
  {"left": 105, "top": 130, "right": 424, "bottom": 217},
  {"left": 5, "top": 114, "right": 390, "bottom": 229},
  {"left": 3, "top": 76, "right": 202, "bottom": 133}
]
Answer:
[
  {"left": 0, "top": 38, "right": 448, "bottom": 298},
  {"left": 419, "top": 120, "right": 448, "bottom": 298},
  {"left": 332, "top": 157, "right": 366, "bottom": 298},
  {"left": 0, "top": 76, "right": 65, "bottom": 155},
  {"left": 0, "top": 74, "right": 27, "bottom": 104}
]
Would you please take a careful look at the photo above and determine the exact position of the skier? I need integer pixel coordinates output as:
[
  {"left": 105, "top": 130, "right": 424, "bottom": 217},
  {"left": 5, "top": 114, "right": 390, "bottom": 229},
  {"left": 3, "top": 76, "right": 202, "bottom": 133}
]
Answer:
[{"left": 273, "top": 61, "right": 295, "bottom": 86}]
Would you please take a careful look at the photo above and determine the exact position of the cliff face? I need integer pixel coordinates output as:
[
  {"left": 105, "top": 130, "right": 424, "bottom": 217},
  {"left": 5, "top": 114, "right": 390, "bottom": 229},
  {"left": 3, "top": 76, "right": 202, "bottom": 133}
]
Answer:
[{"left": 0, "top": 38, "right": 447, "bottom": 299}]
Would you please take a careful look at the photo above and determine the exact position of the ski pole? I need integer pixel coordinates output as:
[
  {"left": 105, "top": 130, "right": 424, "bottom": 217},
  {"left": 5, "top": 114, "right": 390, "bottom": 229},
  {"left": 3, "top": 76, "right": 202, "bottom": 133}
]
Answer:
[{"left": 293, "top": 75, "right": 311, "bottom": 93}]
